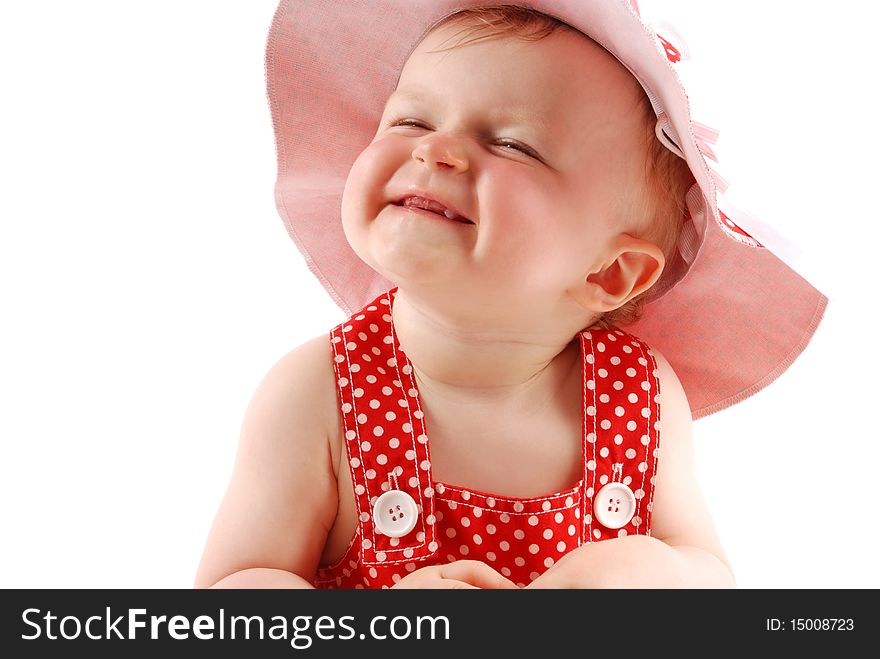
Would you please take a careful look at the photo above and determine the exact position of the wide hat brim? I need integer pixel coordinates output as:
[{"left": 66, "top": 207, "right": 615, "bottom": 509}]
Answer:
[{"left": 265, "top": 0, "right": 827, "bottom": 419}]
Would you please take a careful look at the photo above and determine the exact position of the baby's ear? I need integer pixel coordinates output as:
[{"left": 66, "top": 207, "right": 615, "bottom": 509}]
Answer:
[{"left": 571, "top": 235, "right": 665, "bottom": 313}]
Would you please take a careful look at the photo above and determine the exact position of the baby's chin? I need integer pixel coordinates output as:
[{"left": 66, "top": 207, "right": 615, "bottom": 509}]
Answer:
[
  {"left": 346, "top": 207, "right": 474, "bottom": 282},
  {"left": 355, "top": 241, "right": 460, "bottom": 288}
]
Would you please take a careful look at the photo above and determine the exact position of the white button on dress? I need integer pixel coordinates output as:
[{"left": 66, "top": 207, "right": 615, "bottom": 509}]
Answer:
[
  {"left": 372, "top": 490, "right": 418, "bottom": 538},
  {"left": 593, "top": 482, "right": 636, "bottom": 529}
]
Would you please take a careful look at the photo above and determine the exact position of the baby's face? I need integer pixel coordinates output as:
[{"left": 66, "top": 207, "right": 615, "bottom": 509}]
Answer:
[{"left": 341, "top": 23, "right": 650, "bottom": 306}]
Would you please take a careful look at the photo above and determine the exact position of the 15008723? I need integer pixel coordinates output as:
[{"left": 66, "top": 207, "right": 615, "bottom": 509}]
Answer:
[{"left": 766, "top": 619, "right": 855, "bottom": 631}]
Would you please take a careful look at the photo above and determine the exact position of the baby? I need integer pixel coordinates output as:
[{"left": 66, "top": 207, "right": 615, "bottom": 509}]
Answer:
[{"left": 194, "top": 1, "right": 826, "bottom": 589}]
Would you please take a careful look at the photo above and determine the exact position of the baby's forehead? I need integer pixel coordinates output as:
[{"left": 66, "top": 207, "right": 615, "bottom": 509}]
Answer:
[
  {"left": 404, "top": 24, "right": 643, "bottom": 96},
  {"left": 393, "top": 26, "right": 648, "bottom": 133}
]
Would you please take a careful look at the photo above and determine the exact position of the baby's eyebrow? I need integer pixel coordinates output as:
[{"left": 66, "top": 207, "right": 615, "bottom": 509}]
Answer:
[
  {"left": 386, "top": 86, "right": 433, "bottom": 104},
  {"left": 383, "top": 86, "right": 436, "bottom": 113}
]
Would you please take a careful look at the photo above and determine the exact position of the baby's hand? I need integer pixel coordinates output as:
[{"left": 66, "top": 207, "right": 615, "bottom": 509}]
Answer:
[{"left": 391, "top": 560, "right": 519, "bottom": 589}]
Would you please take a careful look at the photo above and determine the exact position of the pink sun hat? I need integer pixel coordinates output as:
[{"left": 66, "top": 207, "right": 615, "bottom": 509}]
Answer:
[{"left": 264, "top": 0, "right": 827, "bottom": 419}]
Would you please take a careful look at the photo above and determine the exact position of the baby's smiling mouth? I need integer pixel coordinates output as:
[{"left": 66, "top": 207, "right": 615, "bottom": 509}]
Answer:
[{"left": 393, "top": 196, "right": 474, "bottom": 225}]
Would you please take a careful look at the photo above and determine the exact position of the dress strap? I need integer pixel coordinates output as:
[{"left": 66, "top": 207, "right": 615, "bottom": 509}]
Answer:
[
  {"left": 330, "top": 289, "right": 438, "bottom": 566},
  {"left": 579, "top": 328, "right": 661, "bottom": 543}
]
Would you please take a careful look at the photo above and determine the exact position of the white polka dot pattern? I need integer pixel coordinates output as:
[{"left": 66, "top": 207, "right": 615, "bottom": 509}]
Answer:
[{"left": 314, "top": 289, "right": 659, "bottom": 589}]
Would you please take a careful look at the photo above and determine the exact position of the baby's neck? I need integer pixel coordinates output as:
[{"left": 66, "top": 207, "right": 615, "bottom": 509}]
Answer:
[{"left": 391, "top": 288, "right": 584, "bottom": 406}]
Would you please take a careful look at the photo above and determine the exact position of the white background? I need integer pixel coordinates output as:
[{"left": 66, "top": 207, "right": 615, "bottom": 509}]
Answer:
[{"left": 1, "top": 1, "right": 877, "bottom": 589}]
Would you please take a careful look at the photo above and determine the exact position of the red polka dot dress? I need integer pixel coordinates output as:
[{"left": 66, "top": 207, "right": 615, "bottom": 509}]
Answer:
[{"left": 314, "top": 288, "right": 660, "bottom": 589}]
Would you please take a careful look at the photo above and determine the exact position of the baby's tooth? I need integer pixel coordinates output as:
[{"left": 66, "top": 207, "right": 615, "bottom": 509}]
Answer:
[{"left": 444, "top": 209, "right": 455, "bottom": 219}]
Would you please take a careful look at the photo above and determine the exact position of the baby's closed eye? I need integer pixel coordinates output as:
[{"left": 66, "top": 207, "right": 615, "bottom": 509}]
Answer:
[{"left": 387, "top": 118, "right": 540, "bottom": 159}]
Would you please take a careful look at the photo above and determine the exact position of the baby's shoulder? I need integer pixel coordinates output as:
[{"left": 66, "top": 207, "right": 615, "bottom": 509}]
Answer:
[
  {"left": 639, "top": 342, "right": 692, "bottom": 444},
  {"left": 243, "top": 333, "right": 341, "bottom": 456},
  {"left": 644, "top": 344, "right": 686, "bottom": 405},
  {"left": 256, "top": 333, "right": 336, "bottom": 398},
  {"left": 268, "top": 333, "right": 337, "bottom": 390}
]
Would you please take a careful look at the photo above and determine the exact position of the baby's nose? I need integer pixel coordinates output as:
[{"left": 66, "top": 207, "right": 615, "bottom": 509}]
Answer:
[{"left": 411, "top": 134, "right": 469, "bottom": 172}]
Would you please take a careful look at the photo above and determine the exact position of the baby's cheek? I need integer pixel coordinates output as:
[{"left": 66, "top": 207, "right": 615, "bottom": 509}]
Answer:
[
  {"left": 341, "top": 142, "right": 397, "bottom": 223},
  {"left": 341, "top": 152, "right": 371, "bottom": 221},
  {"left": 340, "top": 145, "right": 399, "bottom": 268}
]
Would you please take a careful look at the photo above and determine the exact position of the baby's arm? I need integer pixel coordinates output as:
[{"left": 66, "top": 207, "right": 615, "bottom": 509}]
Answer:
[
  {"left": 527, "top": 349, "right": 736, "bottom": 588},
  {"left": 193, "top": 335, "right": 340, "bottom": 589}
]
